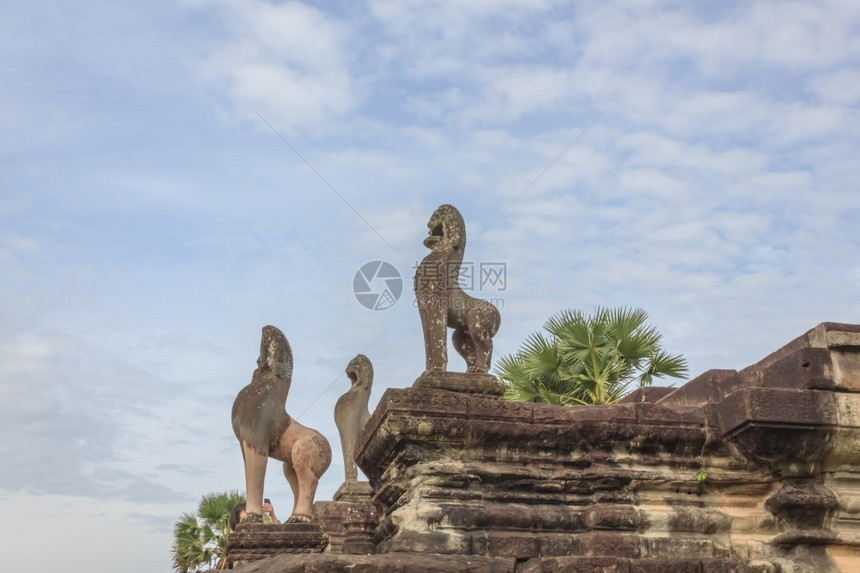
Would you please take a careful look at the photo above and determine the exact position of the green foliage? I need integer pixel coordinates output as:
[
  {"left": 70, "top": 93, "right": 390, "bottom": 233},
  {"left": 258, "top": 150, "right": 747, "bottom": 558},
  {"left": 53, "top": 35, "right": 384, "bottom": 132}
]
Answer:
[
  {"left": 498, "top": 307, "right": 689, "bottom": 405},
  {"left": 171, "top": 490, "right": 245, "bottom": 573},
  {"left": 696, "top": 468, "right": 708, "bottom": 483}
]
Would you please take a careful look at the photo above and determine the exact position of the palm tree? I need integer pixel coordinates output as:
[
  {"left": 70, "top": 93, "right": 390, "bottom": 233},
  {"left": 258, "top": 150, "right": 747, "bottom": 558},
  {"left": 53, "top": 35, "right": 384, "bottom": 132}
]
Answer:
[
  {"left": 171, "top": 490, "right": 246, "bottom": 572},
  {"left": 498, "top": 307, "right": 688, "bottom": 405}
]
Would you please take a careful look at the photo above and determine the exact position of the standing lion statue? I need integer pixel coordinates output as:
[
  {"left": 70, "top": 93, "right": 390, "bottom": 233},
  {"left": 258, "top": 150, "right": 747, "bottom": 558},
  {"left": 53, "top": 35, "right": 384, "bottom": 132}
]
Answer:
[
  {"left": 414, "top": 204, "right": 501, "bottom": 374},
  {"left": 231, "top": 325, "right": 331, "bottom": 524}
]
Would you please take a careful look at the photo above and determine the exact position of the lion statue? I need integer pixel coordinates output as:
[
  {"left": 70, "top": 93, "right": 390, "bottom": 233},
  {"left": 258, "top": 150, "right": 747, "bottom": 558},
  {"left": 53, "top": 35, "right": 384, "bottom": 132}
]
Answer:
[
  {"left": 414, "top": 204, "right": 501, "bottom": 374},
  {"left": 334, "top": 354, "right": 373, "bottom": 483},
  {"left": 231, "top": 325, "right": 332, "bottom": 524}
]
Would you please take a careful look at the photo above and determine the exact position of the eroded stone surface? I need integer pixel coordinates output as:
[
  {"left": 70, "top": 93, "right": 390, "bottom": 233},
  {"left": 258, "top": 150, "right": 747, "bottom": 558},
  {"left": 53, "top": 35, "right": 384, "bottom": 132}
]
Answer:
[
  {"left": 228, "top": 553, "right": 517, "bottom": 572},
  {"left": 352, "top": 324, "right": 860, "bottom": 571},
  {"left": 226, "top": 522, "right": 327, "bottom": 569},
  {"left": 311, "top": 501, "right": 348, "bottom": 554},
  {"left": 356, "top": 383, "right": 717, "bottom": 560},
  {"left": 313, "top": 482, "right": 377, "bottom": 554}
]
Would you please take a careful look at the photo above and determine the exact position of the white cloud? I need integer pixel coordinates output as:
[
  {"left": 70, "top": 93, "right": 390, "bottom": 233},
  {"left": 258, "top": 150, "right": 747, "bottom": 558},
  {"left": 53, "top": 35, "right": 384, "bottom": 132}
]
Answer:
[
  {"left": 809, "top": 69, "right": 860, "bottom": 105},
  {"left": 1, "top": 493, "right": 177, "bottom": 572},
  {"left": 467, "top": 65, "right": 582, "bottom": 123},
  {"left": 777, "top": 102, "right": 854, "bottom": 142},
  {"left": 203, "top": 0, "right": 356, "bottom": 133}
]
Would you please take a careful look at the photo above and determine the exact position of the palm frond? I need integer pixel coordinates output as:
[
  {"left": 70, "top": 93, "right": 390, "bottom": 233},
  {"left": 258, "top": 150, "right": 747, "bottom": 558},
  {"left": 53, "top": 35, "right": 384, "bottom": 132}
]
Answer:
[
  {"left": 172, "top": 491, "right": 246, "bottom": 573},
  {"left": 198, "top": 489, "right": 244, "bottom": 523},
  {"left": 638, "top": 349, "right": 689, "bottom": 386},
  {"left": 544, "top": 308, "right": 583, "bottom": 336},
  {"left": 502, "top": 306, "right": 689, "bottom": 405}
]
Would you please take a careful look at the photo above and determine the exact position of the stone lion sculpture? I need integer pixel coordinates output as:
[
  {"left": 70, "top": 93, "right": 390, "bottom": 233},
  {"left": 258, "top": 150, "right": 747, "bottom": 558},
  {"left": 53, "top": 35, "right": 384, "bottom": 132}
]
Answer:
[
  {"left": 231, "top": 325, "right": 332, "bottom": 524},
  {"left": 334, "top": 354, "right": 373, "bottom": 483},
  {"left": 414, "top": 204, "right": 501, "bottom": 374}
]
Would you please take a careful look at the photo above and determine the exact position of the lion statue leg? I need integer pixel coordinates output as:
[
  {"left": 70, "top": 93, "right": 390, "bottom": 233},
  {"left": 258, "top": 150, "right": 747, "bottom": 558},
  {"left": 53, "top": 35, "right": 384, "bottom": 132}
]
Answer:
[
  {"left": 281, "top": 457, "right": 300, "bottom": 517},
  {"left": 465, "top": 305, "right": 500, "bottom": 373},
  {"left": 418, "top": 292, "right": 448, "bottom": 373},
  {"left": 452, "top": 327, "right": 477, "bottom": 371},
  {"left": 276, "top": 423, "right": 332, "bottom": 523},
  {"left": 240, "top": 441, "right": 268, "bottom": 522}
]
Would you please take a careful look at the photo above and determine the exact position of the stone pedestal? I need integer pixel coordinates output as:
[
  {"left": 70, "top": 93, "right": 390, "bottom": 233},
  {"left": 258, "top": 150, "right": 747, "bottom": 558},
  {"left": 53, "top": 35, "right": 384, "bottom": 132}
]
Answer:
[
  {"left": 413, "top": 371, "right": 505, "bottom": 395},
  {"left": 225, "top": 522, "right": 327, "bottom": 569},
  {"left": 351, "top": 329, "right": 860, "bottom": 572},
  {"left": 342, "top": 501, "right": 379, "bottom": 555},
  {"left": 313, "top": 481, "right": 377, "bottom": 554},
  {"left": 333, "top": 480, "right": 374, "bottom": 503},
  {"left": 356, "top": 382, "right": 718, "bottom": 561},
  {"left": 312, "top": 502, "right": 348, "bottom": 555}
]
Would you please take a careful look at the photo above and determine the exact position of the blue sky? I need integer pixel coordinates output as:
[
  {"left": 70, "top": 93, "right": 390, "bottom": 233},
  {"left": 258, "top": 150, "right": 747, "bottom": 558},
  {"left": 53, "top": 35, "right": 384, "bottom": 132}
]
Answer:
[{"left": 2, "top": 1, "right": 859, "bottom": 571}]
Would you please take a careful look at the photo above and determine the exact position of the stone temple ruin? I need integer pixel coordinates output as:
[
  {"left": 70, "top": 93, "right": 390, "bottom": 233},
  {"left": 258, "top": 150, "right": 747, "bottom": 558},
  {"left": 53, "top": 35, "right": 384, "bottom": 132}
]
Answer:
[{"left": 226, "top": 205, "right": 860, "bottom": 572}]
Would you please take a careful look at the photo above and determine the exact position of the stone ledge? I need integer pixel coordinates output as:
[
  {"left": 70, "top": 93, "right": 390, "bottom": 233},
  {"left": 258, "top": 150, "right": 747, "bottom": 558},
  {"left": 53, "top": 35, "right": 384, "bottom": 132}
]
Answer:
[
  {"left": 617, "top": 386, "right": 677, "bottom": 403},
  {"left": 228, "top": 552, "right": 517, "bottom": 572},
  {"left": 517, "top": 556, "right": 777, "bottom": 573},
  {"left": 711, "top": 387, "right": 838, "bottom": 472},
  {"left": 356, "top": 387, "right": 707, "bottom": 487},
  {"left": 659, "top": 323, "right": 860, "bottom": 408},
  {"left": 413, "top": 371, "right": 505, "bottom": 395},
  {"left": 226, "top": 523, "right": 328, "bottom": 568}
]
